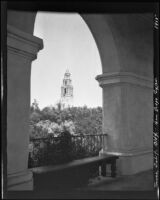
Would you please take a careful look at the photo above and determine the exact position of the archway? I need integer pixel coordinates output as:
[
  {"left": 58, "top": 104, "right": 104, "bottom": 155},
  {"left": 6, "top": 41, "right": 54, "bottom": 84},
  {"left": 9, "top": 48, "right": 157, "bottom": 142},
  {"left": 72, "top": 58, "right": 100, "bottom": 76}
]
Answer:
[
  {"left": 31, "top": 12, "right": 102, "bottom": 109},
  {"left": 7, "top": 10, "right": 153, "bottom": 190}
]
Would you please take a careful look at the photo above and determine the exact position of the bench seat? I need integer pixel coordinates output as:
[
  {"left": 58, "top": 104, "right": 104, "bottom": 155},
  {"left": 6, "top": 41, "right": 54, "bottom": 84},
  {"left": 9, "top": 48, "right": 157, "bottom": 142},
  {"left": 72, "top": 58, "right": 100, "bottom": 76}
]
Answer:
[{"left": 32, "top": 155, "right": 119, "bottom": 190}]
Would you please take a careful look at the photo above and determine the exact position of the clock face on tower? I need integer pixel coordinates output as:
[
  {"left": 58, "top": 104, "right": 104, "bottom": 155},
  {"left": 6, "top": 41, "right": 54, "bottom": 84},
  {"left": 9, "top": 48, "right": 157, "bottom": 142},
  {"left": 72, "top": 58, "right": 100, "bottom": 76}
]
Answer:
[{"left": 61, "top": 69, "right": 73, "bottom": 108}]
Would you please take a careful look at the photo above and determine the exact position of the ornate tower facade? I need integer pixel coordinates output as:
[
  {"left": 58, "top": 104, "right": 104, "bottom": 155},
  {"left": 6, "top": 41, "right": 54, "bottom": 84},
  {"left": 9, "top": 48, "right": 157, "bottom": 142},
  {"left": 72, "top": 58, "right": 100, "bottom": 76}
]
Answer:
[{"left": 61, "top": 69, "right": 73, "bottom": 108}]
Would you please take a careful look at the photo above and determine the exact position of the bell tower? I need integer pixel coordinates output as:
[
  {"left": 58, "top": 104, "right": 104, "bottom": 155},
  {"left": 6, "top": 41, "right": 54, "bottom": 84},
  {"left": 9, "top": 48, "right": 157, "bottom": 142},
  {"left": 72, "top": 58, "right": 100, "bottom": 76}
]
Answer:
[{"left": 61, "top": 69, "right": 73, "bottom": 108}]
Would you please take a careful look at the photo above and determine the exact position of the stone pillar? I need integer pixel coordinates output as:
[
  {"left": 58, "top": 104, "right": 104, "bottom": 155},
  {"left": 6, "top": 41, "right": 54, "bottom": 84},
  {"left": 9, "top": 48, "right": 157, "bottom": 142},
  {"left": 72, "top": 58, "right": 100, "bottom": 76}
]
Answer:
[
  {"left": 96, "top": 72, "right": 153, "bottom": 175},
  {"left": 7, "top": 25, "right": 43, "bottom": 190}
]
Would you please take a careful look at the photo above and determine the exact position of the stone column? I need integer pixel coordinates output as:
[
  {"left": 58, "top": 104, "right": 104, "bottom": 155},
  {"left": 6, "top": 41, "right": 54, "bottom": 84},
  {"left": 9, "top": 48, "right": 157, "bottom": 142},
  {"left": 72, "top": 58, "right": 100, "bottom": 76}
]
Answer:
[
  {"left": 7, "top": 25, "right": 43, "bottom": 190},
  {"left": 96, "top": 72, "right": 153, "bottom": 175}
]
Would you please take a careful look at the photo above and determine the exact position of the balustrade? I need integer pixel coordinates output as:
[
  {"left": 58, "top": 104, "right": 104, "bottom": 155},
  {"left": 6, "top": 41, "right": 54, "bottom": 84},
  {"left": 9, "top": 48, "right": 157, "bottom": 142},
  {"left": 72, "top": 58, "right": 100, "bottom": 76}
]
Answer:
[{"left": 28, "top": 134, "right": 108, "bottom": 168}]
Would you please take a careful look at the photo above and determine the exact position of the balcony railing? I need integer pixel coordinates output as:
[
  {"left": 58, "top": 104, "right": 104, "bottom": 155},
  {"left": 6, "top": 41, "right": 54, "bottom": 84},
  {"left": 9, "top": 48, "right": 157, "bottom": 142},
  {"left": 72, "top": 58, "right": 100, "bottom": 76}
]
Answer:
[{"left": 28, "top": 134, "right": 107, "bottom": 168}]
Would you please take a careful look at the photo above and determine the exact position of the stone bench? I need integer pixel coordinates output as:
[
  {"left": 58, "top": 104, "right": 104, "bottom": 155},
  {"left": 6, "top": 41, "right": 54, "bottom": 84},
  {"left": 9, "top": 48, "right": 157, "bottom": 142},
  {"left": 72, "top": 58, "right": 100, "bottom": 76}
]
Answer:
[{"left": 32, "top": 155, "right": 119, "bottom": 190}]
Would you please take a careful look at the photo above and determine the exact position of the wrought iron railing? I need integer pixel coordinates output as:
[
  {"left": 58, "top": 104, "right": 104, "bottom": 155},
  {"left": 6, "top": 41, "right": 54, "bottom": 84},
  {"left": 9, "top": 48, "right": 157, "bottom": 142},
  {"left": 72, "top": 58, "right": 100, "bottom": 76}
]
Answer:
[{"left": 28, "top": 134, "right": 107, "bottom": 168}]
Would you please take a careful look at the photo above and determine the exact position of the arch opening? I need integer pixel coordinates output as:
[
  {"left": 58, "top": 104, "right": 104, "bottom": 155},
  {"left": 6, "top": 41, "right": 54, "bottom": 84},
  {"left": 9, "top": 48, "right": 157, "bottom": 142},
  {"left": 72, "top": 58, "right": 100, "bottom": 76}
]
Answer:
[
  {"left": 31, "top": 11, "right": 102, "bottom": 109},
  {"left": 28, "top": 12, "right": 105, "bottom": 172}
]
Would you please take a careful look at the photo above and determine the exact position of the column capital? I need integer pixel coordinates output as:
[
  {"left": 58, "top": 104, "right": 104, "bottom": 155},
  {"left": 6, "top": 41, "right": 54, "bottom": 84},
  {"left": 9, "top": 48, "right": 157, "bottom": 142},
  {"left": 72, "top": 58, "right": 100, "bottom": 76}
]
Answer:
[
  {"left": 96, "top": 72, "right": 153, "bottom": 89},
  {"left": 7, "top": 25, "right": 43, "bottom": 61}
]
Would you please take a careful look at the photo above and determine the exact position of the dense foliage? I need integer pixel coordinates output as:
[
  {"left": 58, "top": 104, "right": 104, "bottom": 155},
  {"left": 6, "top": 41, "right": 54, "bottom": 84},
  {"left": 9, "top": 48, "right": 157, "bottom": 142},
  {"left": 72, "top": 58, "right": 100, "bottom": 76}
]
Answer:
[
  {"left": 29, "top": 99, "right": 102, "bottom": 138},
  {"left": 28, "top": 100, "right": 103, "bottom": 170}
]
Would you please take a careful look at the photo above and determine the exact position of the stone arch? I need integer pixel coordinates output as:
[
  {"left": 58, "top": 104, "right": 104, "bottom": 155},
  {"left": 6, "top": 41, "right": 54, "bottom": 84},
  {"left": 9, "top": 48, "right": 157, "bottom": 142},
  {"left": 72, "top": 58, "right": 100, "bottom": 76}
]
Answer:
[
  {"left": 81, "top": 14, "right": 120, "bottom": 74},
  {"left": 7, "top": 10, "right": 153, "bottom": 190},
  {"left": 8, "top": 11, "right": 121, "bottom": 74}
]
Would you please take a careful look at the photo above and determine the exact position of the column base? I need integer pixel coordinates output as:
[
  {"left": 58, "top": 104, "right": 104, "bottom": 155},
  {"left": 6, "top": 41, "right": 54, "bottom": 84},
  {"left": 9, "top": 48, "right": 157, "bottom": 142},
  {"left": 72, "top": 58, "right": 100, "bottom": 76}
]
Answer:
[
  {"left": 8, "top": 170, "right": 33, "bottom": 191},
  {"left": 100, "top": 149, "right": 153, "bottom": 175}
]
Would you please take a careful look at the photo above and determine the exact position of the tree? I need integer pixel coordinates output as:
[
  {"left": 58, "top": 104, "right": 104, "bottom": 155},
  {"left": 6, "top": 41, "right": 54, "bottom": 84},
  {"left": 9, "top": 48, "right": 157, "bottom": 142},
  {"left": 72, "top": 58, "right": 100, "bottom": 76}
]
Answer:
[
  {"left": 31, "top": 99, "right": 40, "bottom": 112},
  {"left": 30, "top": 99, "right": 42, "bottom": 122},
  {"left": 29, "top": 104, "right": 102, "bottom": 138},
  {"left": 28, "top": 104, "right": 103, "bottom": 168},
  {"left": 41, "top": 106, "right": 58, "bottom": 122}
]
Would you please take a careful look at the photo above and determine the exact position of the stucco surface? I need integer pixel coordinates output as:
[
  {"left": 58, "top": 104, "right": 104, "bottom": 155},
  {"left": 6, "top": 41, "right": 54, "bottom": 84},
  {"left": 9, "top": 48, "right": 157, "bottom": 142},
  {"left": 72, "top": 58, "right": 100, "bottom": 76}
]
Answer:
[
  {"left": 102, "top": 82, "right": 153, "bottom": 151},
  {"left": 7, "top": 52, "right": 31, "bottom": 174},
  {"left": 125, "top": 84, "right": 153, "bottom": 150},
  {"left": 104, "top": 14, "right": 153, "bottom": 76},
  {"left": 8, "top": 10, "right": 36, "bottom": 34},
  {"left": 83, "top": 14, "right": 153, "bottom": 78},
  {"left": 7, "top": 22, "right": 43, "bottom": 190},
  {"left": 102, "top": 84, "right": 123, "bottom": 151},
  {"left": 117, "top": 152, "right": 153, "bottom": 175},
  {"left": 82, "top": 14, "right": 120, "bottom": 74}
]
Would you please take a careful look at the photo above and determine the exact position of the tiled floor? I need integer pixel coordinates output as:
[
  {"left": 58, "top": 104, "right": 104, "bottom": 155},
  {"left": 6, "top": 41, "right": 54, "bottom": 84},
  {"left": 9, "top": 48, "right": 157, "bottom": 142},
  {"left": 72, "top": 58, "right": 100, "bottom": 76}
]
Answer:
[
  {"left": 83, "top": 170, "right": 154, "bottom": 191},
  {"left": 6, "top": 170, "right": 157, "bottom": 199}
]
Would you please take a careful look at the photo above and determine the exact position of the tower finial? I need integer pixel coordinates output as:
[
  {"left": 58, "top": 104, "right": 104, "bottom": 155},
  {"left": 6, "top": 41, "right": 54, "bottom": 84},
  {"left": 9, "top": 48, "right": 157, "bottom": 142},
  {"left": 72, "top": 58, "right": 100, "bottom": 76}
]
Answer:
[{"left": 65, "top": 68, "right": 70, "bottom": 76}]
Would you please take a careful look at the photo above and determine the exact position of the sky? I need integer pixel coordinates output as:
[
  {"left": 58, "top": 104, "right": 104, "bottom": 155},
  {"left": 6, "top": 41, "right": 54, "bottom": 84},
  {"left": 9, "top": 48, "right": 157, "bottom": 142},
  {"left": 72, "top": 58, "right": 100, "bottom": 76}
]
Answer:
[{"left": 31, "top": 12, "right": 102, "bottom": 109}]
